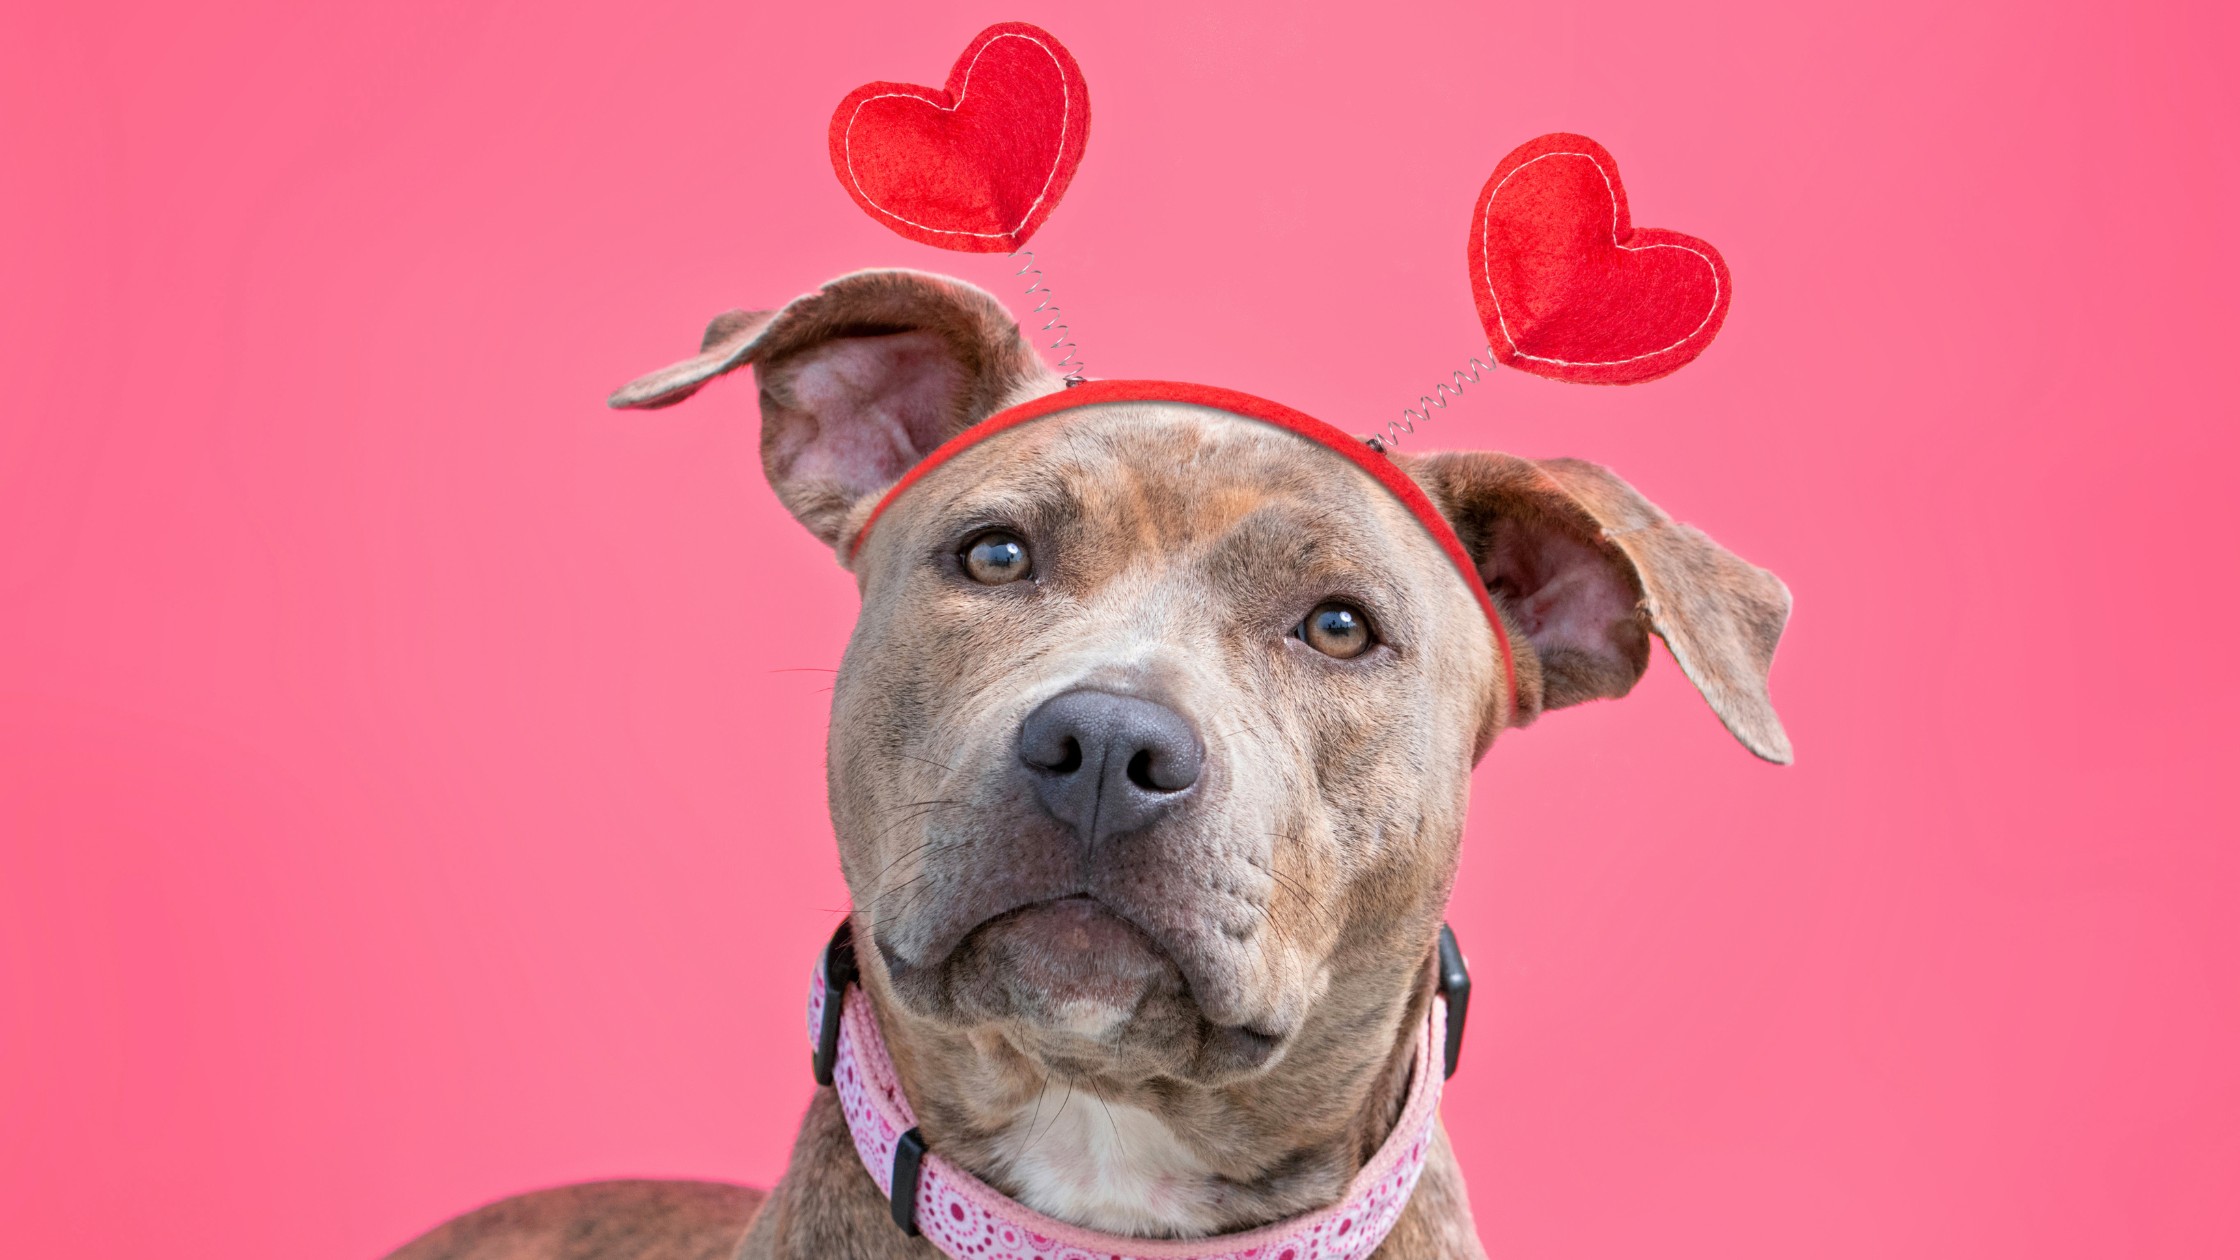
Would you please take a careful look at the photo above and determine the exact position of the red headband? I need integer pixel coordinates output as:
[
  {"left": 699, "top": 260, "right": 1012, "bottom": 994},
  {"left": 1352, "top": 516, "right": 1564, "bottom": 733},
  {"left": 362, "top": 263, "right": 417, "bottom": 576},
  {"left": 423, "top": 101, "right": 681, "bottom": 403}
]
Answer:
[{"left": 846, "top": 380, "right": 1519, "bottom": 714}]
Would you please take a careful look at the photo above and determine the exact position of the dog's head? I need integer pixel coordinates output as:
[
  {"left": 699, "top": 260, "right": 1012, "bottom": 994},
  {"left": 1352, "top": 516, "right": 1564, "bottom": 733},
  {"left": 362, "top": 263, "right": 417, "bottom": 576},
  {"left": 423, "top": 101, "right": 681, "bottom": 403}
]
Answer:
[{"left": 615, "top": 269, "right": 1789, "bottom": 1092}]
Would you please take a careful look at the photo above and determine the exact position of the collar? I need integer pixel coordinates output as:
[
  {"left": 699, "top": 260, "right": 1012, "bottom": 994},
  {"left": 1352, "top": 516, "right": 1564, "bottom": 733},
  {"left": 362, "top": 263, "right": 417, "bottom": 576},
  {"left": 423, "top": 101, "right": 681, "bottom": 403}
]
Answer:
[
  {"left": 843, "top": 379, "right": 1519, "bottom": 717},
  {"left": 806, "top": 921, "right": 1471, "bottom": 1260}
]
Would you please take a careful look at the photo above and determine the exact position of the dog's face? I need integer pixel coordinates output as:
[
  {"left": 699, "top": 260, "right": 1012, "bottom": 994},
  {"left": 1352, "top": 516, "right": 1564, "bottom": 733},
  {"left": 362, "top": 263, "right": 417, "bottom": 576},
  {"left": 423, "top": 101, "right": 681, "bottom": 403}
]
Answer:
[
  {"left": 614, "top": 269, "right": 1789, "bottom": 1095},
  {"left": 833, "top": 400, "right": 1502, "bottom": 1083}
]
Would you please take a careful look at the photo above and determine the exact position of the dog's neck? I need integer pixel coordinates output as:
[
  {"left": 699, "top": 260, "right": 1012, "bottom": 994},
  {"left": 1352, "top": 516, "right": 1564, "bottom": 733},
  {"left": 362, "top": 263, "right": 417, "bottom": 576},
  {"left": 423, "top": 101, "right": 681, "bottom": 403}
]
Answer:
[{"left": 869, "top": 960, "right": 1434, "bottom": 1239}]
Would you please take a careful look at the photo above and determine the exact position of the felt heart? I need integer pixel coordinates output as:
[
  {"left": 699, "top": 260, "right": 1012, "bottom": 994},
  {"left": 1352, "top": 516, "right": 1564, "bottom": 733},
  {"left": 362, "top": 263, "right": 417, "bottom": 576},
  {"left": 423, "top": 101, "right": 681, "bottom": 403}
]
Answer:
[
  {"left": 1469, "top": 133, "right": 1731, "bottom": 385},
  {"left": 829, "top": 23, "right": 1089, "bottom": 253}
]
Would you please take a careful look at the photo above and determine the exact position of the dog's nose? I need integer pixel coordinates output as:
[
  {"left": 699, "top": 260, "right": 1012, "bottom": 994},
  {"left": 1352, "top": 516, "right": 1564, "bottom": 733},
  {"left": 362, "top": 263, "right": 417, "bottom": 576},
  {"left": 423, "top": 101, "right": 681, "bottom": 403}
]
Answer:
[{"left": 1018, "top": 690, "right": 1202, "bottom": 844}]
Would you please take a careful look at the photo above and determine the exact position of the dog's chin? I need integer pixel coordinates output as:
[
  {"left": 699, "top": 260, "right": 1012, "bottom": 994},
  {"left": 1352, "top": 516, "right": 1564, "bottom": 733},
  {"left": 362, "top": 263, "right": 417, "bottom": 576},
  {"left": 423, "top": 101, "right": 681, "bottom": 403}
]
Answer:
[
  {"left": 879, "top": 896, "right": 1289, "bottom": 1081},
  {"left": 923, "top": 895, "right": 1182, "bottom": 1036}
]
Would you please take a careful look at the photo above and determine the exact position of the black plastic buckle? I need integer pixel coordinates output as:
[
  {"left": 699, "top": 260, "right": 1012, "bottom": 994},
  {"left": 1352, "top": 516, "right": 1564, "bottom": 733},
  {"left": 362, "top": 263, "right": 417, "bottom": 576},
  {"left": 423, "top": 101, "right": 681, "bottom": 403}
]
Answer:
[
  {"left": 889, "top": 1126, "right": 928, "bottom": 1235},
  {"left": 1436, "top": 922, "right": 1471, "bottom": 1080},
  {"left": 811, "top": 920, "right": 858, "bottom": 1088}
]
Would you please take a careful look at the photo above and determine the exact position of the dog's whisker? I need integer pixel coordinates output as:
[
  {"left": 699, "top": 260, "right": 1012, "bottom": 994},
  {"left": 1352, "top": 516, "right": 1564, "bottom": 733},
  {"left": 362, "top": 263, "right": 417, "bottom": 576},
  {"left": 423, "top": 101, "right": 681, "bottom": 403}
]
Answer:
[
  {"left": 864, "top": 810, "right": 945, "bottom": 854},
  {"left": 1022, "top": 1080, "right": 1075, "bottom": 1160},
  {"left": 869, "top": 849, "right": 974, "bottom": 932},
  {"left": 866, "top": 871, "right": 929, "bottom": 908},
  {"left": 869, "top": 869, "right": 931, "bottom": 905},
  {"left": 1265, "top": 877, "right": 1338, "bottom": 935},
  {"left": 1089, "top": 1082, "right": 1128, "bottom": 1162},
  {"left": 864, "top": 835, "right": 949, "bottom": 887},
  {"left": 1262, "top": 863, "right": 1325, "bottom": 912},
  {"left": 873, "top": 797, "right": 965, "bottom": 816},
  {"left": 1253, "top": 841, "right": 1341, "bottom": 933},
  {"left": 887, "top": 875, "right": 954, "bottom": 927},
  {"left": 864, "top": 800, "right": 962, "bottom": 846},
  {"left": 868, "top": 833, "right": 973, "bottom": 899},
  {"left": 1269, "top": 873, "right": 1318, "bottom": 906},
  {"left": 867, "top": 878, "right": 944, "bottom": 940},
  {"left": 1006, "top": 1081, "right": 1048, "bottom": 1169},
  {"left": 866, "top": 835, "right": 971, "bottom": 907}
]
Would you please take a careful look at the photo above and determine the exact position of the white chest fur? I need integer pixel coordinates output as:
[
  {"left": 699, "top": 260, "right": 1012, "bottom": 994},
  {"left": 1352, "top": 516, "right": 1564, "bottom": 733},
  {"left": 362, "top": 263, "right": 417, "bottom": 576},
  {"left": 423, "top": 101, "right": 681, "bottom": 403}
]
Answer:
[{"left": 995, "top": 1082, "right": 1224, "bottom": 1237}]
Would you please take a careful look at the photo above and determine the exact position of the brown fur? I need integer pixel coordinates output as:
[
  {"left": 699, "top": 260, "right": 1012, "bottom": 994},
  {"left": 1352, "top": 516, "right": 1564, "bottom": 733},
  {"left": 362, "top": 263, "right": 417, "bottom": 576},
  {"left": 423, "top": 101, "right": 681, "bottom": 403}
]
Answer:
[
  {"left": 385, "top": 1181, "right": 763, "bottom": 1260},
  {"left": 388, "top": 270, "right": 1788, "bottom": 1260}
]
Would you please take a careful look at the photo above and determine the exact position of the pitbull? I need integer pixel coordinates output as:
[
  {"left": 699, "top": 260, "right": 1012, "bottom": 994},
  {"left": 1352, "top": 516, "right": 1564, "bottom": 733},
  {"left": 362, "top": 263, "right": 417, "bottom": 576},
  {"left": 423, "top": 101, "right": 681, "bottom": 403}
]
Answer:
[{"left": 389, "top": 269, "right": 1790, "bottom": 1260}]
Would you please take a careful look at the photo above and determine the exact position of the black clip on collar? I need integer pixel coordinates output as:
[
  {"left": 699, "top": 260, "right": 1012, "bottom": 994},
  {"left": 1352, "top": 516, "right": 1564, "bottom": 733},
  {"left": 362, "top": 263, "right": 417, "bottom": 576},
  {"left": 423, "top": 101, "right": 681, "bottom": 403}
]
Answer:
[
  {"left": 811, "top": 920, "right": 857, "bottom": 1088},
  {"left": 1437, "top": 922, "right": 1471, "bottom": 1080}
]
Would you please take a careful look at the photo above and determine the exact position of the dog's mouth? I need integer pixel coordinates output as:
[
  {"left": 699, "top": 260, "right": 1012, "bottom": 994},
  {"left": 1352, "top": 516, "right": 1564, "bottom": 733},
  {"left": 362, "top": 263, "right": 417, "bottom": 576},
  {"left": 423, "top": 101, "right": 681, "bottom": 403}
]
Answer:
[
  {"left": 880, "top": 895, "right": 1180, "bottom": 1026},
  {"left": 876, "top": 895, "right": 1290, "bottom": 1076}
]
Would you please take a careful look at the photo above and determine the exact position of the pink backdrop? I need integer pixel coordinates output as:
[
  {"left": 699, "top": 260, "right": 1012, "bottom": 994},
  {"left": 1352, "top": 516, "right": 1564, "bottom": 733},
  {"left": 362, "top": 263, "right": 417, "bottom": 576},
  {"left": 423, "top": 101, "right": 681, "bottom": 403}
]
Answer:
[{"left": 4, "top": 2, "right": 2236, "bottom": 1256}]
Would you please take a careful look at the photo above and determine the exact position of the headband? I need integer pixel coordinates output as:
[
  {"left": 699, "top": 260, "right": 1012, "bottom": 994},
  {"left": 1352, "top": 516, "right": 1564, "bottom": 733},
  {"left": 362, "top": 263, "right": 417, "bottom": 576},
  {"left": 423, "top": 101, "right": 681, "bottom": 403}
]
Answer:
[{"left": 847, "top": 379, "right": 1520, "bottom": 715}]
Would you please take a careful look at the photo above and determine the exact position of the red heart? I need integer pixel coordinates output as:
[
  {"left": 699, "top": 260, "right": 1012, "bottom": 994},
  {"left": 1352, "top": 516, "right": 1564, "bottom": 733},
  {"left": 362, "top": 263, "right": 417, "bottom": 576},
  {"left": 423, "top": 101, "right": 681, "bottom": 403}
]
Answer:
[
  {"left": 828, "top": 23, "right": 1090, "bottom": 254},
  {"left": 1469, "top": 134, "right": 1731, "bottom": 385}
]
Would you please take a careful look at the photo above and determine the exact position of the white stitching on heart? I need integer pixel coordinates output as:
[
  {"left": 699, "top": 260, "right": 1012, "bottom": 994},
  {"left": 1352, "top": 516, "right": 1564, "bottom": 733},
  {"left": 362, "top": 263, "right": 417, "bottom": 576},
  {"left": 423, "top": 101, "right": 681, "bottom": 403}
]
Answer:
[
  {"left": 843, "top": 32, "right": 1070, "bottom": 240},
  {"left": 1479, "top": 151, "right": 1721, "bottom": 368}
]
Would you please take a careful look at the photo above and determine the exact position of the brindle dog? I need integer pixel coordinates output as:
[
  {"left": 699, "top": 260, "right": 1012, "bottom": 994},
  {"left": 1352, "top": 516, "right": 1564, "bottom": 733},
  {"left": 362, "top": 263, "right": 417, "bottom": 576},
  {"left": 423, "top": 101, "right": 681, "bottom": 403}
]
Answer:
[{"left": 388, "top": 269, "right": 1790, "bottom": 1260}]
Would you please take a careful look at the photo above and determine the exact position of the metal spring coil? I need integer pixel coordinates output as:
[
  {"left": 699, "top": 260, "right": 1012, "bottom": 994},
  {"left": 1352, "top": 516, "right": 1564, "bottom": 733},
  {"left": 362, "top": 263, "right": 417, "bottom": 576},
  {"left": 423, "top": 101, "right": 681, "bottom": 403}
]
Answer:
[
  {"left": 1011, "top": 249, "right": 1086, "bottom": 385},
  {"left": 1369, "top": 349, "right": 1499, "bottom": 452}
]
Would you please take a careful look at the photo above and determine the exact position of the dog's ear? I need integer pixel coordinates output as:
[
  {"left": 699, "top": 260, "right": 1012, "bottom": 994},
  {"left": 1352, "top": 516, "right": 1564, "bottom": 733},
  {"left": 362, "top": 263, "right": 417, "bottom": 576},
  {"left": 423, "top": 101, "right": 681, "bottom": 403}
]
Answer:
[
  {"left": 609, "top": 269, "right": 1062, "bottom": 549},
  {"left": 1406, "top": 451, "right": 1793, "bottom": 763}
]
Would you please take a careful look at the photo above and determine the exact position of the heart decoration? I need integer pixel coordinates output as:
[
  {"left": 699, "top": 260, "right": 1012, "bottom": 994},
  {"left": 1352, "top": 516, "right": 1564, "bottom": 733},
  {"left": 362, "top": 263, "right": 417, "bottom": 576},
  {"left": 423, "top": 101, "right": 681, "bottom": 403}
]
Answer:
[
  {"left": 1470, "top": 133, "right": 1731, "bottom": 385},
  {"left": 828, "top": 22, "right": 1090, "bottom": 253}
]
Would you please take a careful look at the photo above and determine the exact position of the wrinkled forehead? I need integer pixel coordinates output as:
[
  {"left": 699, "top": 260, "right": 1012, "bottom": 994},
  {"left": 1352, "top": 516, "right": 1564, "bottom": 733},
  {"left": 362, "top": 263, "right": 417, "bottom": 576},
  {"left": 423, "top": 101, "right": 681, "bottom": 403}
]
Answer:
[{"left": 857, "top": 400, "right": 1474, "bottom": 604}]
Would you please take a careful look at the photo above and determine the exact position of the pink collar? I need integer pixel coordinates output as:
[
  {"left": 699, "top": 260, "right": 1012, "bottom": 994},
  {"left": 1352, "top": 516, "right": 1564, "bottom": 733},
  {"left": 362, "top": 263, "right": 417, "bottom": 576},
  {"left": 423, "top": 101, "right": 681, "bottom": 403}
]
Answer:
[{"left": 806, "top": 930, "right": 1451, "bottom": 1260}]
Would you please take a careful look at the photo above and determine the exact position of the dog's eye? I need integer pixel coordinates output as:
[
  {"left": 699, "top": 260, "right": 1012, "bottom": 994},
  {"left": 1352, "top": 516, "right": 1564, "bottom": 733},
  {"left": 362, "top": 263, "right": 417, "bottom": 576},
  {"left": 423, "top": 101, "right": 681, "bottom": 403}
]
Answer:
[
  {"left": 1295, "top": 601, "right": 1374, "bottom": 659},
  {"left": 961, "top": 531, "right": 1031, "bottom": 584}
]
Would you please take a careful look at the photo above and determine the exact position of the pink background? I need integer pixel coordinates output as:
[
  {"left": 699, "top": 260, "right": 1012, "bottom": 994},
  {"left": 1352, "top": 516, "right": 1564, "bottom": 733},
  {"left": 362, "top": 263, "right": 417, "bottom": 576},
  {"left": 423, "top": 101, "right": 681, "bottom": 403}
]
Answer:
[{"left": 4, "top": 1, "right": 2236, "bottom": 1256}]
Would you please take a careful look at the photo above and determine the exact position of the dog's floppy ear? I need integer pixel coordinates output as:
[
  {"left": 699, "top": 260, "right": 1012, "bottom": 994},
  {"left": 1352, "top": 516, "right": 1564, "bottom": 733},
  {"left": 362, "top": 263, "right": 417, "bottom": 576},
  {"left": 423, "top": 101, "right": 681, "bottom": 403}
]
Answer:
[
  {"left": 1407, "top": 451, "right": 1793, "bottom": 763},
  {"left": 609, "top": 268, "right": 1062, "bottom": 549}
]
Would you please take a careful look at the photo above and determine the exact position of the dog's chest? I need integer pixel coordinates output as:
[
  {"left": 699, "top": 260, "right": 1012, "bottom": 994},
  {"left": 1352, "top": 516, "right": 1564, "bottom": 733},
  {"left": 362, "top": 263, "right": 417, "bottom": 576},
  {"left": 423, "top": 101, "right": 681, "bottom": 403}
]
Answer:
[{"left": 993, "top": 1083, "right": 1224, "bottom": 1237}]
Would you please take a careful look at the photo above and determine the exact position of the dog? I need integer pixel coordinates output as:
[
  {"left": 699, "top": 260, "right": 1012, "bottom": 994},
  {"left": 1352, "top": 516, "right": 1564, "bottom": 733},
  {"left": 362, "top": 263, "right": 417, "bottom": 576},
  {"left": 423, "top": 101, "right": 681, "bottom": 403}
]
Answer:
[{"left": 387, "top": 268, "right": 1790, "bottom": 1260}]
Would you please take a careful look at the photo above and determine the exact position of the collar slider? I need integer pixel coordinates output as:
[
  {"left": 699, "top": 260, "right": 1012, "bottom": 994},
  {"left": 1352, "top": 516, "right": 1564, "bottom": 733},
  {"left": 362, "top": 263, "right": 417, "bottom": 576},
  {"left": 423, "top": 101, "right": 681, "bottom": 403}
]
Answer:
[
  {"left": 812, "top": 921, "right": 858, "bottom": 1087},
  {"left": 1436, "top": 922, "right": 1471, "bottom": 1079},
  {"left": 890, "top": 1126, "right": 928, "bottom": 1236}
]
